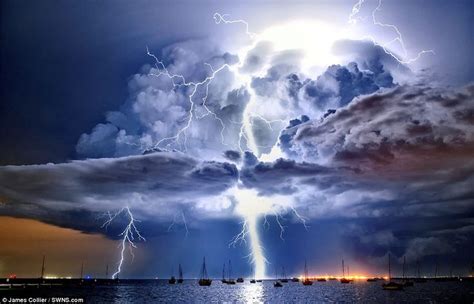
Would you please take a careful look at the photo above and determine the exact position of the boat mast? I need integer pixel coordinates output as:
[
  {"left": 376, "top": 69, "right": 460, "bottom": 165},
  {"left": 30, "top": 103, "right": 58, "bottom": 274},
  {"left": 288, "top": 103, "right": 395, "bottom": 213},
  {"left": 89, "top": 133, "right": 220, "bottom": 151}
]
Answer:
[
  {"left": 388, "top": 253, "right": 391, "bottom": 281},
  {"left": 403, "top": 256, "right": 406, "bottom": 279},
  {"left": 201, "top": 257, "right": 208, "bottom": 280},
  {"left": 40, "top": 255, "right": 45, "bottom": 279},
  {"left": 105, "top": 264, "right": 109, "bottom": 279},
  {"left": 80, "top": 261, "right": 84, "bottom": 279},
  {"left": 342, "top": 259, "right": 345, "bottom": 278},
  {"left": 179, "top": 264, "right": 183, "bottom": 280},
  {"left": 304, "top": 260, "right": 309, "bottom": 280}
]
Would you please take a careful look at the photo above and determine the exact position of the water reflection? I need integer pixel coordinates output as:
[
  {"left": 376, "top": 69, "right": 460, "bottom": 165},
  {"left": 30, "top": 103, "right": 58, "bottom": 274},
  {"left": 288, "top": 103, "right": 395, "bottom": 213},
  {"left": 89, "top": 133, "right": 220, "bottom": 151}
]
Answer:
[{"left": 240, "top": 282, "right": 264, "bottom": 303}]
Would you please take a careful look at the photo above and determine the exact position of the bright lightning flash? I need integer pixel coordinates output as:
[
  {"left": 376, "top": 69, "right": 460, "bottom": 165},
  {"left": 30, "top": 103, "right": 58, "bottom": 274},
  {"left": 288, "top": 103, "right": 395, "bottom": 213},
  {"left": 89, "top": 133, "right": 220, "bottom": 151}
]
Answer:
[
  {"left": 141, "top": 0, "right": 433, "bottom": 279},
  {"left": 102, "top": 207, "right": 145, "bottom": 279}
]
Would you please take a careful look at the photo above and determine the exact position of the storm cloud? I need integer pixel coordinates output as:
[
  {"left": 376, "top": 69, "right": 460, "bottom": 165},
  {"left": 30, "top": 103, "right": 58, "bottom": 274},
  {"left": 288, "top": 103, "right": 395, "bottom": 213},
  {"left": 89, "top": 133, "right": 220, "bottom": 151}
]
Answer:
[{"left": 0, "top": 151, "right": 239, "bottom": 232}]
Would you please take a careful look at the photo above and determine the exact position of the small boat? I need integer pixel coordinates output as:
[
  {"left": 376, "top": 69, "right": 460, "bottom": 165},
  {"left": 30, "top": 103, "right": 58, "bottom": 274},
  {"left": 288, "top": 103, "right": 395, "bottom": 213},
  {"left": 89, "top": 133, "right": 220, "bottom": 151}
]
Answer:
[
  {"left": 302, "top": 260, "right": 313, "bottom": 286},
  {"left": 177, "top": 264, "right": 184, "bottom": 283},
  {"left": 328, "top": 277, "right": 337, "bottom": 281},
  {"left": 168, "top": 276, "right": 176, "bottom": 284},
  {"left": 274, "top": 281, "right": 283, "bottom": 287},
  {"left": 340, "top": 259, "right": 351, "bottom": 283},
  {"left": 382, "top": 254, "right": 403, "bottom": 291},
  {"left": 367, "top": 278, "right": 378, "bottom": 282},
  {"left": 291, "top": 277, "right": 299, "bottom": 282},
  {"left": 256, "top": 279, "right": 263, "bottom": 282},
  {"left": 236, "top": 277, "right": 244, "bottom": 283},
  {"left": 198, "top": 257, "right": 212, "bottom": 286},
  {"left": 226, "top": 260, "right": 236, "bottom": 284},
  {"left": 250, "top": 266, "right": 256, "bottom": 283},
  {"left": 317, "top": 278, "right": 326, "bottom": 282}
]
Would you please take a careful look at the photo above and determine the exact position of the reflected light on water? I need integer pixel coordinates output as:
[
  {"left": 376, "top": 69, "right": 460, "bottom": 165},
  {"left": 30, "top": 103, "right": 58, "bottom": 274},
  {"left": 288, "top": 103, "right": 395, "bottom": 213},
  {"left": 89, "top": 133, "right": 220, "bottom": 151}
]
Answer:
[{"left": 240, "top": 282, "right": 264, "bottom": 303}]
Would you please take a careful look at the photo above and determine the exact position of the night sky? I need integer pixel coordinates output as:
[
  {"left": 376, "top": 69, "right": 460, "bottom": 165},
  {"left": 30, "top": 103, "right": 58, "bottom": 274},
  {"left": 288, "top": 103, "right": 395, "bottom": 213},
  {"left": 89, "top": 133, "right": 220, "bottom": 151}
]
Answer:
[{"left": 1, "top": 0, "right": 473, "bottom": 279}]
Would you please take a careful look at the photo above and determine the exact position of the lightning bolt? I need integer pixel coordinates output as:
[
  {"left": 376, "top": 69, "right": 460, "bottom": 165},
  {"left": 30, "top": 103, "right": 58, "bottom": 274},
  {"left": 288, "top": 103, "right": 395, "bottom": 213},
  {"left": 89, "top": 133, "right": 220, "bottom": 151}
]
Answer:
[
  {"left": 143, "top": 3, "right": 429, "bottom": 279},
  {"left": 167, "top": 211, "right": 189, "bottom": 238},
  {"left": 349, "top": 0, "right": 434, "bottom": 64},
  {"left": 102, "top": 207, "right": 145, "bottom": 279},
  {"left": 213, "top": 13, "right": 257, "bottom": 39},
  {"left": 146, "top": 48, "right": 233, "bottom": 151}
]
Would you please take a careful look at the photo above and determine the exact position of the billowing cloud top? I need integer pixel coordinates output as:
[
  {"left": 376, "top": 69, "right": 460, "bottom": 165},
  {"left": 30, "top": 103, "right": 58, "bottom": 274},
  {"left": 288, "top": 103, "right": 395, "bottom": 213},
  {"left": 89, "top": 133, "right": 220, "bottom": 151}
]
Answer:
[{"left": 1, "top": 33, "right": 473, "bottom": 267}]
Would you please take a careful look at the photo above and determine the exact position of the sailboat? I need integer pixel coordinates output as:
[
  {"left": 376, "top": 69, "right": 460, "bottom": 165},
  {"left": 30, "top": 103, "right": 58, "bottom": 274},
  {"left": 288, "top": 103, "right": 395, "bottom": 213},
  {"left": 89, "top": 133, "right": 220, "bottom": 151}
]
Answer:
[
  {"left": 221, "top": 263, "right": 227, "bottom": 283},
  {"left": 340, "top": 259, "right": 351, "bottom": 283},
  {"left": 226, "top": 260, "right": 236, "bottom": 285},
  {"left": 177, "top": 264, "right": 184, "bottom": 283},
  {"left": 302, "top": 260, "right": 313, "bottom": 285},
  {"left": 280, "top": 266, "right": 289, "bottom": 283},
  {"left": 401, "top": 256, "right": 413, "bottom": 286},
  {"left": 274, "top": 265, "right": 283, "bottom": 287},
  {"left": 169, "top": 266, "right": 176, "bottom": 284},
  {"left": 250, "top": 266, "right": 256, "bottom": 283},
  {"left": 382, "top": 253, "right": 403, "bottom": 290},
  {"left": 198, "top": 257, "right": 212, "bottom": 286}
]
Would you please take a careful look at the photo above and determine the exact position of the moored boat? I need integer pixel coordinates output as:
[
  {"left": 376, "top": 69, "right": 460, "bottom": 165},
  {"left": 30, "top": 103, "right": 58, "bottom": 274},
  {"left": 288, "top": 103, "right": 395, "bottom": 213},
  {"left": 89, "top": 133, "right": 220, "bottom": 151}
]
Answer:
[
  {"left": 198, "top": 257, "right": 212, "bottom": 286},
  {"left": 340, "top": 259, "right": 351, "bottom": 283},
  {"left": 302, "top": 260, "right": 313, "bottom": 286},
  {"left": 382, "top": 254, "right": 403, "bottom": 291}
]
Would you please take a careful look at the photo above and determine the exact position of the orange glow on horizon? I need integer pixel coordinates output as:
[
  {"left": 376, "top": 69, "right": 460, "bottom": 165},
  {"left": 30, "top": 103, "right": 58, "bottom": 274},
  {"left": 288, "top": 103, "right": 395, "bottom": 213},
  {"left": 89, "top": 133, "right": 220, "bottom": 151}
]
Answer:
[{"left": 296, "top": 274, "right": 389, "bottom": 280}]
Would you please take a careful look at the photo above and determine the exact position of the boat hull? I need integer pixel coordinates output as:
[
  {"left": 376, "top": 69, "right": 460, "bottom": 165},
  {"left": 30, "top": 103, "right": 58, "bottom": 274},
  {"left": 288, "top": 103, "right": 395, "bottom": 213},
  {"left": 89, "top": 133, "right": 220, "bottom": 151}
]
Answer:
[{"left": 198, "top": 279, "right": 212, "bottom": 286}]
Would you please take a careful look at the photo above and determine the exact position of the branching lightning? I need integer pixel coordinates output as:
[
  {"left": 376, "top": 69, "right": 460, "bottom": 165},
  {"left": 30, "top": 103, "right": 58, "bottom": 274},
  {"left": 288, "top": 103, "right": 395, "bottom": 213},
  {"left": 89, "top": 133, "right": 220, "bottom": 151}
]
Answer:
[
  {"left": 167, "top": 211, "right": 189, "bottom": 238},
  {"left": 349, "top": 0, "right": 434, "bottom": 64},
  {"left": 213, "top": 13, "right": 257, "bottom": 39},
  {"left": 140, "top": 2, "right": 432, "bottom": 279},
  {"left": 102, "top": 207, "right": 145, "bottom": 279},
  {"left": 146, "top": 48, "right": 232, "bottom": 151}
]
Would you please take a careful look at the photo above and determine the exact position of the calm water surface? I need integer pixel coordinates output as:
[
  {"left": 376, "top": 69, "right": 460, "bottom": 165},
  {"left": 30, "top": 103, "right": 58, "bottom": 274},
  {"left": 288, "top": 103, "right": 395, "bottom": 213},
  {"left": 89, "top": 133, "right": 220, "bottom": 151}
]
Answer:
[{"left": 2, "top": 280, "right": 474, "bottom": 303}]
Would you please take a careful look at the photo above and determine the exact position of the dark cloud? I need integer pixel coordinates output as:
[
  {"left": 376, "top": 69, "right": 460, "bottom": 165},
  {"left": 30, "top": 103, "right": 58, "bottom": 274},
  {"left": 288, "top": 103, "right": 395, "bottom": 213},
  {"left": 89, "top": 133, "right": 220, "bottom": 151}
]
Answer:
[
  {"left": 282, "top": 84, "right": 474, "bottom": 173},
  {"left": 0, "top": 151, "right": 239, "bottom": 231},
  {"left": 223, "top": 150, "right": 241, "bottom": 162},
  {"left": 303, "top": 61, "right": 394, "bottom": 109},
  {"left": 241, "top": 157, "right": 334, "bottom": 195}
]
